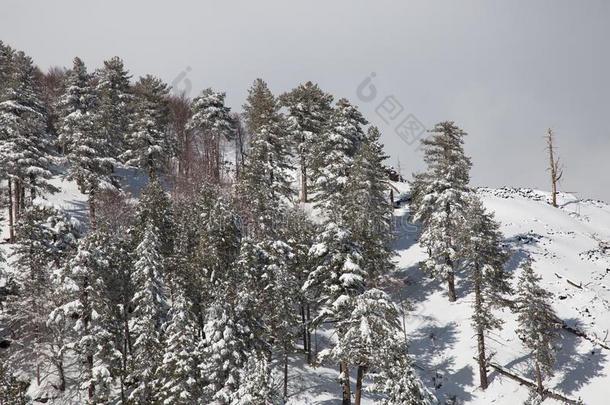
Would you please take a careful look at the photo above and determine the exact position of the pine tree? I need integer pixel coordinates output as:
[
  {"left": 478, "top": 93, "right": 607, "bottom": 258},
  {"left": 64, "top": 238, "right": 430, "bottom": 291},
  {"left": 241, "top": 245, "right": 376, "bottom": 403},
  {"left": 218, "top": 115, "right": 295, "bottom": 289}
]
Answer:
[
  {"left": 122, "top": 75, "right": 171, "bottom": 177},
  {"left": 234, "top": 355, "right": 281, "bottom": 405},
  {"left": 239, "top": 79, "right": 293, "bottom": 236},
  {"left": 58, "top": 57, "right": 115, "bottom": 229},
  {"left": 0, "top": 50, "right": 55, "bottom": 219},
  {"left": 52, "top": 231, "right": 122, "bottom": 403},
  {"left": 200, "top": 303, "right": 252, "bottom": 404},
  {"left": 186, "top": 88, "right": 234, "bottom": 182},
  {"left": 93, "top": 56, "right": 133, "bottom": 156},
  {"left": 128, "top": 222, "right": 168, "bottom": 403},
  {"left": 320, "top": 289, "right": 402, "bottom": 405},
  {"left": 304, "top": 222, "right": 365, "bottom": 404},
  {"left": 242, "top": 78, "right": 277, "bottom": 136},
  {"left": 343, "top": 126, "right": 394, "bottom": 283},
  {"left": 234, "top": 236, "right": 298, "bottom": 399},
  {"left": 372, "top": 344, "right": 434, "bottom": 405},
  {"left": 283, "top": 207, "right": 317, "bottom": 363},
  {"left": 515, "top": 258, "right": 559, "bottom": 394},
  {"left": 133, "top": 179, "right": 174, "bottom": 260},
  {"left": 2, "top": 206, "right": 79, "bottom": 398},
  {"left": 310, "top": 98, "right": 368, "bottom": 218},
  {"left": 413, "top": 121, "right": 472, "bottom": 302},
  {"left": 157, "top": 292, "right": 202, "bottom": 404},
  {"left": 463, "top": 196, "right": 511, "bottom": 389},
  {"left": 280, "top": 81, "right": 333, "bottom": 202}
]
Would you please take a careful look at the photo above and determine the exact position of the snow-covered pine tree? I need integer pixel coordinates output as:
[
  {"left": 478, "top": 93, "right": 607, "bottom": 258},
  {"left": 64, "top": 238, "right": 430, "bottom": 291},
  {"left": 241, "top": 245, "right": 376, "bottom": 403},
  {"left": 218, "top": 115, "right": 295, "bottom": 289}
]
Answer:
[
  {"left": 122, "top": 75, "right": 171, "bottom": 177},
  {"left": 304, "top": 222, "right": 365, "bottom": 405},
  {"left": 133, "top": 179, "right": 174, "bottom": 261},
  {"left": 342, "top": 126, "right": 394, "bottom": 284},
  {"left": 186, "top": 88, "right": 234, "bottom": 182},
  {"left": 0, "top": 50, "right": 55, "bottom": 221},
  {"left": 234, "top": 236, "right": 299, "bottom": 399},
  {"left": 51, "top": 231, "right": 122, "bottom": 403},
  {"left": 319, "top": 288, "right": 401, "bottom": 405},
  {"left": 242, "top": 78, "right": 277, "bottom": 136},
  {"left": 372, "top": 343, "right": 434, "bottom": 405},
  {"left": 57, "top": 57, "right": 115, "bottom": 229},
  {"left": 200, "top": 302, "right": 252, "bottom": 404},
  {"left": 515, "top": 258, "right": 559, "bottom": 394},
  {"left": 127, "top": 222, "right": 168, "bottom": 403},
  {"left": 234, "top": 355, "right": 282, "bottom": 405},
  {"left": 170, "top": 183, "right": 241, "bottom": 335},
  {"left": 310, "top": 98, "right": 368, "bottom": 219},
  {"left": 93, "top": 56, "right": 133, "bottom": 156},
  {"left": 283, "top": 207, "right": 317, "bottom": 363},
  {"left": 463, "top": 196, "right": 511, "bottom": 389},
  {"left": 238, "top": 78, "right": 293, "bottom": 236},
  {"left": 413, "top": 121, "right": 473, "bottom": 302},
  {"left": 280, "top": 81, "right": 334, "bottom": 202},
  {"left": 157, "top": 291, "right": 202, "bottom": 404},
  {"left": 2, "top": 206, "right": 79, "bottom": 398}
]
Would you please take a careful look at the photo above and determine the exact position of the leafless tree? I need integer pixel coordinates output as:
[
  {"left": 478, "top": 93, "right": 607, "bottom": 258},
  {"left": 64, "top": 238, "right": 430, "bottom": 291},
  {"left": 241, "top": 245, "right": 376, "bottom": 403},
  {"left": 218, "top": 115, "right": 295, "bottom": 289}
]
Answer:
[{"left": 546, "top": 128, "right": 563, "bottom": 207}]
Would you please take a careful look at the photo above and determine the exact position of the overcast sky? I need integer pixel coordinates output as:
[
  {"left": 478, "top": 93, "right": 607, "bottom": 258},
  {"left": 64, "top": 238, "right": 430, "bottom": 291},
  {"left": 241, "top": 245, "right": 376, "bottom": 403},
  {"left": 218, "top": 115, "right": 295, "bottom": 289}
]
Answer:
[{"left": 2, "top": 0, "right": 609, "bottom": 201}]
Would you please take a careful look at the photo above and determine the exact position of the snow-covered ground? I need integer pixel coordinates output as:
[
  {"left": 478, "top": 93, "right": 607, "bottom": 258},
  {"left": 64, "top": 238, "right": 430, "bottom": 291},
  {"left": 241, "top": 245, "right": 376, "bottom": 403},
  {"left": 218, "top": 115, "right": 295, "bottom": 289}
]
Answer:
[{"left": 2, "top": 174, "right": 610, "bottom": 404}]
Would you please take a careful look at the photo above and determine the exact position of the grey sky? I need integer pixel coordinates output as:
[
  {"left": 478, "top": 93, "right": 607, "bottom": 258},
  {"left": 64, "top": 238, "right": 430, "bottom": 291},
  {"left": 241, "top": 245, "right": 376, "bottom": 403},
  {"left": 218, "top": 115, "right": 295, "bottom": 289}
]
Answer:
[{"left": 2, "top": 0, "right": 609, "bottom": 201}]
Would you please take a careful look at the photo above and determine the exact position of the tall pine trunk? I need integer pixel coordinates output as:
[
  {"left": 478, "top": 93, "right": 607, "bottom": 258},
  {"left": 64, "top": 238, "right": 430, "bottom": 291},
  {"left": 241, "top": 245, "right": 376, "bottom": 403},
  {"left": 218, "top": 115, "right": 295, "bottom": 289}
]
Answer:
[
  {"left": 8, "top": 179, "right": 14, "bottom": 243},
  {"left": 474, "top": 263, "right": 488, "bottom": 389},
  {"left": 340, "top": 361, "right": 351, "bottom": 405},
  {"left": 306, "top": 304, "right": 313, "bottom": 364},
  {"left": 447, "top": 271, "right": 456, "bottom": 302},
  {"left": 88, "top": 191, "right": 97, "bottom": 230},
  {"left": 300, "top": 159, "right": 308, "bottom": 202},
  {"left": 355, "top": 365, "right": 366, "bottom": 405},
  {"left": 535, "top": 361, "right": 544, "bottom": 394},
  {"left": 301, "top": 305, "right": 308, "bottom": 357},
  {"left": 474, "top": 265, "right": 488, "bottom": 389},
  {"left": 283, "top": 348, "right": 289, "bottom": 400}
]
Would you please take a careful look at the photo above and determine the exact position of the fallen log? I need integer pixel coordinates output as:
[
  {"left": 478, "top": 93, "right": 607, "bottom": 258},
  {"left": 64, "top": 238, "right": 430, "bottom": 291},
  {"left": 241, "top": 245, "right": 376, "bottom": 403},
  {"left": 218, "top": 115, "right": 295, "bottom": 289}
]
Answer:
[
  {"left": 484, "top": 359, "right": 582, "bottom": 404},
  {"left": 553, "top": 317, "right": 610, "bottom": 351}
]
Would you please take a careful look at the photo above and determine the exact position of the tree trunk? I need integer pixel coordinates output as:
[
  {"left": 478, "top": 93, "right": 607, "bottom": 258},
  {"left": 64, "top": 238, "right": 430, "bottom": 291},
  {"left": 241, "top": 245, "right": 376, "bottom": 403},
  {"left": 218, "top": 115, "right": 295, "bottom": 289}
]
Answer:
[
  {"left": 30, "top": 174, "right": 35, "bottom": 204},
  {"left": 57, "top": 360, "right": 66, "bottom": 392},
  {"left": 19, "top": 182, "right": 25, "bottom": 213},
  {"left": 535, "top": 361, "right": 544, "bottom": 394},
  {"left": 447, "top": 271, "right": 456, "bottom": 302},
  {"left": 306, "top": 304, "right": 313, "bottom": 364},
  {"left": 355, "top": 365, "right": 366, "bottom": 405},
  {"left": 14, "top": 180, "right": 20, "bottom": 222},
  {"left": 474, "top": 266, "right": 488, "bottom": 390},
  {"left": 89, "top": 191, "right": 97, "bottom": 230},
  {"left": 546, "top": 129, "right": 562, "bottom": 208},
  {"left": 300, "top": 159, "right": 308, "bottom": 203},
  {"left": 301, "top": 305, "right": 308, "bottom": 356},
  {"left": 340, "top": 361, "right": 351, "bottom": 405},
  {"left": 283, "top": 349, "right": 289, "bottom": 400},
  {"left": 8, "top": 179, "right": 14, "bottom": 243}
]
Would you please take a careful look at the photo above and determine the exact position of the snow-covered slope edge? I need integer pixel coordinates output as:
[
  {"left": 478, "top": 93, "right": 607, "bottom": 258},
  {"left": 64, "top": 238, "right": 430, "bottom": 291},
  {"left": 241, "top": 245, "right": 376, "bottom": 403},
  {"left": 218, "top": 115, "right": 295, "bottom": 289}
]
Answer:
[{"left": 389, "top": 184, "right": 610, "bottom": 405}]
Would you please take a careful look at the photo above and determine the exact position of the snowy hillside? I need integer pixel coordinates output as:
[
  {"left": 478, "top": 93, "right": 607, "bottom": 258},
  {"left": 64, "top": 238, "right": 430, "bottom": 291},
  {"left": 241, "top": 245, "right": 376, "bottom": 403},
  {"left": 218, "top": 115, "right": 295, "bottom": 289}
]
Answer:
[
  {"left": 386, "top": 184, "right": 610, "bottom": 405},
  {"left": 3, "top": 173, "right": 609, "bottom": 404}
]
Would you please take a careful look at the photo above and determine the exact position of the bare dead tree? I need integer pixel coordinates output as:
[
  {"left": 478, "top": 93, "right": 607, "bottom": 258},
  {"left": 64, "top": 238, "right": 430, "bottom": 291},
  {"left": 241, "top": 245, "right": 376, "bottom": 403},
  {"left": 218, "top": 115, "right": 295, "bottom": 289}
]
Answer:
[{"left": 546, "top": 128, "right": 563, "bottom": 208}]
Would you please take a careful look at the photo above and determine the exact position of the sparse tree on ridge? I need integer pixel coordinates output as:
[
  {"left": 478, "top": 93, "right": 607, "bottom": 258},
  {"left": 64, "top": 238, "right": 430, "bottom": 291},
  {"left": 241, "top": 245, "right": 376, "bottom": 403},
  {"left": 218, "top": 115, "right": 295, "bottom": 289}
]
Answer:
[{"left": 546, "top": 128, "right": 563, "bottom": 208}]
